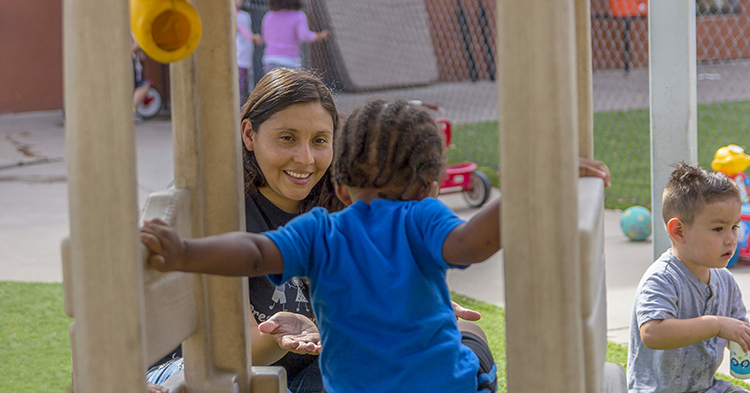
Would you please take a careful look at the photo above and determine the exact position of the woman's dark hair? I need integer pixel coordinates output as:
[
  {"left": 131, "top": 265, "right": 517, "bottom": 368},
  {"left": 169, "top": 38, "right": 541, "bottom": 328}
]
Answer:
[
  {"left": 268, "top": 0, "right": 303, "bottom": 11},
  {"left": 333, "top": 99, "right": 445, "bottom": 200},
  {"left": 241, "top": 67, "right": 343, "bottom": 213}
]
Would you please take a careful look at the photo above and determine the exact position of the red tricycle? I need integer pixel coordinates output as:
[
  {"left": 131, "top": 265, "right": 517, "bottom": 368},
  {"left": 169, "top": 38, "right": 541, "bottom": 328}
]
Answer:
[
  {"left": 410, "top": 100, "right": 492, "bottom": 208},
  {"left": 435, "top": 117, "right": 492, "bottom": 208}
]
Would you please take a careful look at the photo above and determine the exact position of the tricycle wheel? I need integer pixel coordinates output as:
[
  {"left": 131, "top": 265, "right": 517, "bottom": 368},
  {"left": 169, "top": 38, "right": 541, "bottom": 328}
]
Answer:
[
  {"left": 136, "top": 86, "right": 162, "bottom": 119},
  {"left": 463, "top": 171, "right": 491, "bottom": 208}
]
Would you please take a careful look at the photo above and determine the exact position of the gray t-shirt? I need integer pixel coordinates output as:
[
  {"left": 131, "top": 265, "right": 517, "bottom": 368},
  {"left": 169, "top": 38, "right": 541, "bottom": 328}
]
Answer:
[{"left": 627, "top": 249, "right": 747, "bottom": 393}]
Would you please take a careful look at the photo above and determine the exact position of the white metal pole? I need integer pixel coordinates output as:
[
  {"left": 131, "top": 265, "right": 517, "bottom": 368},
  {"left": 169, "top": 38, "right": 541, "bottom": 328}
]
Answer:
[{"left": 649, "top": 0, "right": 698, "bottom": 259}]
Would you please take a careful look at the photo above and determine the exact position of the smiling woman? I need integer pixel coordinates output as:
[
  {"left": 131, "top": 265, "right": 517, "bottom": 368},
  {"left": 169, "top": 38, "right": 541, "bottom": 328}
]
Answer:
[
  {"left": 239, "top": 68, "right": 343, "bottom": 393},
  {"left": 242, "top": 102, "right": 335, "bottom": 213},
  {"left": 146, "top": 68, "right": 343, "bottom": 393}
]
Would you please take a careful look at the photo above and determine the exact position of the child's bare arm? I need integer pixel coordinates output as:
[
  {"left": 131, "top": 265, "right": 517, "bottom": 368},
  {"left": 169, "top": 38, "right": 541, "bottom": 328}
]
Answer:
[
  {"left": 442, "top": 197, "right": 501, "bottom": 266},
  {"left": 140, "top": 218, "right": 284, "bottom": 277},
  {"left": 641, "top": 316, "right": 750, "bottom": 351}
]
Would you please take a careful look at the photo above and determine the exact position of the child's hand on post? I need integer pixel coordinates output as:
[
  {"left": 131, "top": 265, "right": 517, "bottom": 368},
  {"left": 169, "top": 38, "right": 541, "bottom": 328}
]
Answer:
[
  {"left": 716, "top": 316, "right": 750, "bottom": 352},
  {"left": 140, "top": 218, "right": 186, "bottom": 272},
  {"left": 578, "top": 157, "right": 611, "bottom": 187}
]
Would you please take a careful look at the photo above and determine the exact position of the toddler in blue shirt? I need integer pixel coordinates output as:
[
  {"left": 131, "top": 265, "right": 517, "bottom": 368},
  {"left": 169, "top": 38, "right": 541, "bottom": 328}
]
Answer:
[{"left": 142, "top": 100, "right": 499, "bottom": 392}]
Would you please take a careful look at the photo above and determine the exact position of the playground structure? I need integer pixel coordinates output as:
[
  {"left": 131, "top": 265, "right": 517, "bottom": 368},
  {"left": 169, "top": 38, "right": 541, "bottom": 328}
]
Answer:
[{"left": 62, "top": 1, "right": 614, "bottom": 393}]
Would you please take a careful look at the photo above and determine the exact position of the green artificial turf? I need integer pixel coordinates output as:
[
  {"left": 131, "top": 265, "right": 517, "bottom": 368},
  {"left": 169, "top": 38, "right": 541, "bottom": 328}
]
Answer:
[
  {"left": 447, "top": 99, "right": 750, "bottom": 211},
  {"left": 3, "top": 281, "right": 747, "bottom": 392},
  {"left": 0, "top": 281, "right": 73, "bottom": 393}
]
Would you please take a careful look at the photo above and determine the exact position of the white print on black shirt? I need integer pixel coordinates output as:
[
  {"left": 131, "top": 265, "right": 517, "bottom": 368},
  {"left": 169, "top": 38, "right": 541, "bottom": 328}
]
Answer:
[
  {"left": 270, "top": 284, "right": 287, "bottom": 311},
  {"left": 290, "top": 277, "right": 310, "bottom": 312}
]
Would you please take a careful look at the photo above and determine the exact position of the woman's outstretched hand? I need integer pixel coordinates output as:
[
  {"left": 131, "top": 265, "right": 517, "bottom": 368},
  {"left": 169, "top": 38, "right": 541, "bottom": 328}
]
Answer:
[
  {"left": 258, "top": 312, "right": 322, "bottom": 355},
  {"left": 452, "top": 301, "right": 481, "bottom": 321}
]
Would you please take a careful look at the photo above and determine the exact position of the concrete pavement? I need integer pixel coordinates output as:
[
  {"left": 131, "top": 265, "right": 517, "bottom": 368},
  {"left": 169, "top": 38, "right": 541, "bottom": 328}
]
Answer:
[{"left": 3, "top": 109, "right": 750, "bottom": 376}]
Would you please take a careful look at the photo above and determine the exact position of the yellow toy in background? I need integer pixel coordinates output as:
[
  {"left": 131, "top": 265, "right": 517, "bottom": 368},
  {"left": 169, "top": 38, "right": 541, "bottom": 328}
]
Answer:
[
  {"left": 131, "top": 0, "right": 202, "bottom": 63},
  {"left": 711, "top": 144, "right": 750, "bottom": 177},
  {"left": 711, "top": 144, "right": 750, "bottom": 266}
]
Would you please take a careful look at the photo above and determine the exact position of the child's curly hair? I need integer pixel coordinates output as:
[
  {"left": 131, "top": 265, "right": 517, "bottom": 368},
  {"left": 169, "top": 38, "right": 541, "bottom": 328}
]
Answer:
[
  {"left": 662, "top": 161, "right": 740, "bottom": 225},
  {"left": 333, "top": 100, "right": 445, "bottom": 200}
]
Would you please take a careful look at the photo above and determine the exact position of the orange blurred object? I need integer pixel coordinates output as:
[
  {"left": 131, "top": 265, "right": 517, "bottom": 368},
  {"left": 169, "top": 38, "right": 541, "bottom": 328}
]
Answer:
[{"left": 608, "top": 0, "right": 648, "bottom": 17}]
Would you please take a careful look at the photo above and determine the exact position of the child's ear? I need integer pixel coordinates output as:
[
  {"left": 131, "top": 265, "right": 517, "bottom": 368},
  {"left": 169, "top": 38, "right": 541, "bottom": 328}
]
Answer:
[
  {"left": 241, "top": 119, "right": 255, "bottom": 151},
  {"left": 421, "top": 181, "right": 439, "bottom": 199},
  {"left": 667, "top": 217, "right": 686, "bottom": 244},
  {"left": 335, "top": 183, "right": 353, "bottom": 206}
]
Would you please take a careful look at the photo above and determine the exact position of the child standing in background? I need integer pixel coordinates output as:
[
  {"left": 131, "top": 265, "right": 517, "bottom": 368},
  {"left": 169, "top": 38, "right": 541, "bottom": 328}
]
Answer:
[
  {"left": 236, "top": 0, "right": 261, "bottom": 106},
  {"left": 261, "top": 0, "right": 330, "bottom": 73}
]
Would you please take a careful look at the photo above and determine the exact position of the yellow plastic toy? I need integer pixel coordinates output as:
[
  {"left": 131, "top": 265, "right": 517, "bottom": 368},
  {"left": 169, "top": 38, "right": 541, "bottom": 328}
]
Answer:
[
  {"left": 711, "top": 144, "right": 750, "bottom": 177},
  {"left": 131, "top": 0, "right": 202, "bottom": 63}
]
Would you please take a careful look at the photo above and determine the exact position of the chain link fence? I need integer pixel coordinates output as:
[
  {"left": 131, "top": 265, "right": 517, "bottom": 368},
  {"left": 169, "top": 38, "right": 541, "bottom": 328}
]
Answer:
[{"left": 241, "top": 0, "right": 750, "bottom": 209}]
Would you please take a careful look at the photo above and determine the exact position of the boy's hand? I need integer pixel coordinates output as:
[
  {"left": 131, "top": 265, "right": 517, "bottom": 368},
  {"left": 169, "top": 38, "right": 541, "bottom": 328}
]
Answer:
[
  {"left": 140, "top": 218, "right": 186, "bottom": 272},
  {"left": 717, "top": 316, "right": 750, "bottom": 352}
]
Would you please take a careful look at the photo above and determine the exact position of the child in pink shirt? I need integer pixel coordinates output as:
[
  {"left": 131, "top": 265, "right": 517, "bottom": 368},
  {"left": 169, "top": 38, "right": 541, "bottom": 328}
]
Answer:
[{"left": 261, "top": 0, "right": 330, "bottom": 73}]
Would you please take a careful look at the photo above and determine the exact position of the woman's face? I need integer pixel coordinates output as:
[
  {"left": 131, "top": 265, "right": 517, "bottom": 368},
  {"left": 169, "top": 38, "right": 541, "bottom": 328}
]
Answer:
[{"left": 242, "top": 102, "right": 334, "bottom": 213}]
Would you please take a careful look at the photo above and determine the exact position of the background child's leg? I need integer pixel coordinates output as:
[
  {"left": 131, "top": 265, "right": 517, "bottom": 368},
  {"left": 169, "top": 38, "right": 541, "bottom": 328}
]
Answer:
[{"left": 238, "top": 67, "right": 249, "bottom": 107}]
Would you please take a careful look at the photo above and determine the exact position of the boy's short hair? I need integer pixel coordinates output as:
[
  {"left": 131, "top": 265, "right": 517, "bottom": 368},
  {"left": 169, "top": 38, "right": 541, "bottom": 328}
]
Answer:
[{"left": 662, "top": 162, "right": 741, "bottom": 225}]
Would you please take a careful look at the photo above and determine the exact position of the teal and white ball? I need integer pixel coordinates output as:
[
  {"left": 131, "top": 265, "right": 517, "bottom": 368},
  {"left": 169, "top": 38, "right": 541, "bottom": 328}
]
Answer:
[{"left": 620, "top": 206, "right": 652, "bottom": 241}]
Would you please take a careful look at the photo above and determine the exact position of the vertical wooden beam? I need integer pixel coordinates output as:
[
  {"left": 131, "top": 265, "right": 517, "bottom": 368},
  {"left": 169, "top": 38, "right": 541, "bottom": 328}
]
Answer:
[
  {"left": 63, "top": 0, "right": 146, "bottom": 391},
  {"left": 649, "top": 0, "right": 698, "bottom": 259},
  {"left": 498, "top": 0, "right": 585, "bottom": 392},
  {"left": 576, "top": 0, "right": 594, "bottom": 158},
  {"left": 170, "top": 0, "right": 251, "bottom": 391}
]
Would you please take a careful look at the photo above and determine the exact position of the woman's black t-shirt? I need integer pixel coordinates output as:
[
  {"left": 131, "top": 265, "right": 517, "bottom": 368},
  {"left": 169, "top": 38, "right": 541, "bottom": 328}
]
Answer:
[
  {"left": 151, "top": 191, "right": 320, "bottom": 379},
  {"left": 245, "top": 191, "right": 319, "bottom": 378}
]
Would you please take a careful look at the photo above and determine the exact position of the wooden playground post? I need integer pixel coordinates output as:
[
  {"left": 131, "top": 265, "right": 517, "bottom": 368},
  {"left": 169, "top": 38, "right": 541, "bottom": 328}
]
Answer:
[
  {"left": 63, "top": 0, "right": 147, "bottom": 391},
  {"left": 576, "top": 0, "right": 594, "bottom": 158},
  {"left": 170, "top": 0, "right": 252, "bottom": 390},
  {"left": 62, "top": 0, "right": 283, "bottom": 390},
  {"left": 498, "top": 0, "right": 586, "bottom": 392}
]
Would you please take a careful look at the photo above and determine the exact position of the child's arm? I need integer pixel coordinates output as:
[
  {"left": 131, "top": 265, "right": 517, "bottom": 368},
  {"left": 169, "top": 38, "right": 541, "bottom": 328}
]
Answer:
[
  {"left": 140, "top": 218, "right": 284, "bottom": 277},
  {"left": 442, "top": 197, "right": 501, "bottom": 266},
  {"left": 315, "top": 30, "right": 330, "bottom": 42},
  {"left": 641, "top": 316, "right": 750, "bottom": 352}
]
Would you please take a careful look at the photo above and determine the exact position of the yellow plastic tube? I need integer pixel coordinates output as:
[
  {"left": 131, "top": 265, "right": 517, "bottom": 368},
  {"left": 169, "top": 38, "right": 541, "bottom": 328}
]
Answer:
[{"left": 131, "top": 0, "right": 202, "bottom": 64}]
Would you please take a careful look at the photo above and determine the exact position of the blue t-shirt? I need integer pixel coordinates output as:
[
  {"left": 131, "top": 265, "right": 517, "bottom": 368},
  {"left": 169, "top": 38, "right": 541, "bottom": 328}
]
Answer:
[
  {"left": 627, "top": 249, "right": 747, "bottom": 393},
  {"left": 265, "top": 197, "right": 480, "bottom": 393}
]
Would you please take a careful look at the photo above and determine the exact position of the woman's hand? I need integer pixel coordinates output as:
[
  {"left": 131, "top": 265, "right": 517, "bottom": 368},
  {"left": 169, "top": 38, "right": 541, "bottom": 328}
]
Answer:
[
  {"left": 258, "top": 312, "right": 322, "bottom": 355},
  {"left": 452, "top": 301, "right": 481, "bottom": 321}
]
